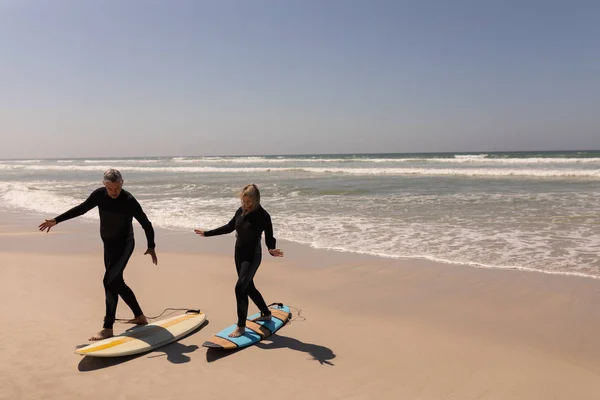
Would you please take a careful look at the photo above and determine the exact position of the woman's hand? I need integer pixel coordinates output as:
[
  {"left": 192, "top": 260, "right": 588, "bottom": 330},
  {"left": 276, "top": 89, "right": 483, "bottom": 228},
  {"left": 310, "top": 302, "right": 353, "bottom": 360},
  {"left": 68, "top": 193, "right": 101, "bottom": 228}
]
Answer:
[
  {"left": 194, "top": 229, "right": 205, "bottom": 236},
  {"left": 268, "top": 248, "right": 284, "bottom": 257}
]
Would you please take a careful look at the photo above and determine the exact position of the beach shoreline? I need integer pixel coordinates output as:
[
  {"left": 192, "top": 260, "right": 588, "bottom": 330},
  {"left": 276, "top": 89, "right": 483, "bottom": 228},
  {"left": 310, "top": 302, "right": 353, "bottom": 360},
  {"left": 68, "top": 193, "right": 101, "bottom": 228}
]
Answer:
[
  {"left": 2, "top": 210, "right": 600, "bottom": 399},
  {"left": 2, "top": 151, "right": 599, "bottom": 279}
]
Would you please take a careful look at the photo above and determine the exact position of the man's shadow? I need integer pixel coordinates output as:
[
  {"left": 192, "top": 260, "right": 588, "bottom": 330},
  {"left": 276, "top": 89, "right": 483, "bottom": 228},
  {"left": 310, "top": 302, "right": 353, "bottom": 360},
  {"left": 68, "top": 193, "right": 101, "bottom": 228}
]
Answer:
[
  {"left": 206, "top": 333, "right": 335, "bottom": 366},
  {"left": 77, "top": 320, "right": 209, "bottom": 371}
]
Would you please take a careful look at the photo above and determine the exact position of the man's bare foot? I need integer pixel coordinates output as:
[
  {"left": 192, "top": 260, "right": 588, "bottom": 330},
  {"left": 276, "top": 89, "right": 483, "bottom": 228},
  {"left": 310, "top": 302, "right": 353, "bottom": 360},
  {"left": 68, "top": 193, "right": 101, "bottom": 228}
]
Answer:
[
  {"left": 228, "top": 326, "right": 246, "bottom": 338},
  {"left": 89, "top": 328, "right": 113, "bottom": 341},
  {"left": 125, "top": 315, "right": 148, "bottom": 325}
]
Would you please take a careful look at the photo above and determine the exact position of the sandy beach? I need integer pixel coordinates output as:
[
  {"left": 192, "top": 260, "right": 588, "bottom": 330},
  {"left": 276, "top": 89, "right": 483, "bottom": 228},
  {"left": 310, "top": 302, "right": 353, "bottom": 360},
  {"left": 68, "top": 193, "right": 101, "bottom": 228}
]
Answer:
[
  {"left": 2, "top": 211, "right": 600, "bottom": 400},
  {"left": 3, "top": 1, "right": 599, "bottom": 398}
]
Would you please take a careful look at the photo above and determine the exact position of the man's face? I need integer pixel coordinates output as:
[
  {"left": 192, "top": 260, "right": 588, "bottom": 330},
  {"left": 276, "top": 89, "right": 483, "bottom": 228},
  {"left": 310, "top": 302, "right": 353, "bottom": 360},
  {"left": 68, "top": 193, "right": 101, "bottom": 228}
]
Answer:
[{"left": 104, "top": 180, "right": 123, "bottom": 199}]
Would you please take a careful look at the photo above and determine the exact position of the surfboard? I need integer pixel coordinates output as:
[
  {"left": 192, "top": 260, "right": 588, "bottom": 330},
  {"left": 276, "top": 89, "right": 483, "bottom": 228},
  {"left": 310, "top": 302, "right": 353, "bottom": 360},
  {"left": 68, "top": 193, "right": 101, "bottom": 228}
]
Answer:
[
  {"left": 202, "top": 304, "right": 291, "bottom": 350},
  {"left": 75, "top": 311, "right": 207, "bottom": 357}
]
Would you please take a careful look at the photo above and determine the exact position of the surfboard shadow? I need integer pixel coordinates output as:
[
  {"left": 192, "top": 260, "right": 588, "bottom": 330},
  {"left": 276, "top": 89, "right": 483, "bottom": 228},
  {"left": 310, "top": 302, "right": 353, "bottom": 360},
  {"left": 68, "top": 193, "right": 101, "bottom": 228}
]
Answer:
[
  {"left": 77, "top": 320, "right": 209, "bottom": 371},
  {"left": 147, "top": 320, "right": 209, "bottom": 364},
  {"left": 206, "top": 333, "right": 336, "bottom": 366},
  {"left": 205, "top": 346, "right": 243, "bottom": 362}
]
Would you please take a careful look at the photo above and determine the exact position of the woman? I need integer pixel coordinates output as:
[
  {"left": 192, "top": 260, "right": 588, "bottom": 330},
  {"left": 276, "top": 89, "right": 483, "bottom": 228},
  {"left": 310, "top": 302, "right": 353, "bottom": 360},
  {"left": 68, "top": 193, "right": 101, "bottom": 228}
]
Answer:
[{"left": 195, "top": 184, "right": 284, "bottom": 338}]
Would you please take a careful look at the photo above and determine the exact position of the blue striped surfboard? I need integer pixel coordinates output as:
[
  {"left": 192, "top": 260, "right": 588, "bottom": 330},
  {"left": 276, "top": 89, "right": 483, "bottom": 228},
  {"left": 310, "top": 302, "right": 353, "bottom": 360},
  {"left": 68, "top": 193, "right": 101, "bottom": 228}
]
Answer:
[{"left": 202, "top": 304, "right": 291, "bottom": 349}]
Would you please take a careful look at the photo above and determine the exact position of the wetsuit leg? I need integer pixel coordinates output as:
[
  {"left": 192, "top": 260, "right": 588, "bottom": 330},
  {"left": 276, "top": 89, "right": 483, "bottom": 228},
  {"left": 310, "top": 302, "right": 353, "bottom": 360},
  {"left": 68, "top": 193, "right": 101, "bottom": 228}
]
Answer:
[
  {"left": 247, "top": 278, "right": 270, "bottom": 318},
  {"left": 234, "top": 247, "right": 269, "bottom": 327},
  {"left": 102, "top": 239, "right": 143, "bottom": 329}
]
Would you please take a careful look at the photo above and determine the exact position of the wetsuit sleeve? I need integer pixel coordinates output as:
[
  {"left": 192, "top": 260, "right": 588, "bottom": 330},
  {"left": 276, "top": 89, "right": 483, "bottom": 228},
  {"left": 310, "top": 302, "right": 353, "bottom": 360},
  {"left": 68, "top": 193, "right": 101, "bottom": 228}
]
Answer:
[
  {"left": 131, "top": 199, "right": 156, "bottom": 249},
  {"left": 54, "top": 190, "right": 100, "bottom": 223},
  {"left": 263, "top": 211, "right": 277, "bottom": 251},
  {"left": 204, "top": 209, "right": 239, "bottom": 237}
]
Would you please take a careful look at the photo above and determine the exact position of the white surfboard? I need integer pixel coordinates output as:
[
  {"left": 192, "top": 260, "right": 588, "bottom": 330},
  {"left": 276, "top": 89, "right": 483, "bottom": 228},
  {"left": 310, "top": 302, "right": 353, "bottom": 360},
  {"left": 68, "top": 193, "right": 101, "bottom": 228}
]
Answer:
[{"left": 75, "top": 311, "right": 207, "bottom": 357}]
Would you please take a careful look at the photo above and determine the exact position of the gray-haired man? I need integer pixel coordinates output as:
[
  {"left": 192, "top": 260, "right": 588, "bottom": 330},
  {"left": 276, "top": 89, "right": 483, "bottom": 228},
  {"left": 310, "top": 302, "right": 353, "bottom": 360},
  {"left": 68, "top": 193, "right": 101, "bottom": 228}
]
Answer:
[{"left": 39, "top": 169, "right": 158, "bottom": 341}]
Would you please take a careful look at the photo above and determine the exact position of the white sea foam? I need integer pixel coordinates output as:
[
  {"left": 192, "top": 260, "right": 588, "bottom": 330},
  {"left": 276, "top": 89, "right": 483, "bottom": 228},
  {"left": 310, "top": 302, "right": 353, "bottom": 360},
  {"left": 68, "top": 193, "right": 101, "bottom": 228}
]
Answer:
[
  {"left": 83, "top": 159, "right": 162, "bottom": 164},
  {"left": 0, "top": 163, "right": 598, "bottom": 178},
  {"left": 0, "top": 182, "right": 93, "bottom": 217},
  {"left": 297, "top": 167, "right": 600, "bottom": 178},
  {"left": 436, "top": 157, "right": 600, "bottom": 164},
  {"left": 168, "top": 156, "right": 600, "bottom": 164},
  {"left": 10, "top": 159, "right": 43, "bottom": 164},
  {"left": 2, "top": 153, "right": 600, "bottom": 280},
  {"left": 454, "top": 154, "right": 489, "bottom": 159}
]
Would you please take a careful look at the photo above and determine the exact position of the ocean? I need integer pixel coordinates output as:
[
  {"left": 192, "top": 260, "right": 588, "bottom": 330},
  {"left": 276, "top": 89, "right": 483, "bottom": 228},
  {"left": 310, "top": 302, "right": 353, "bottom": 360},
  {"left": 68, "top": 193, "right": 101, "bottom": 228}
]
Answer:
[{"left": 1, "top": 151, "right": 599, "bottom": 278}]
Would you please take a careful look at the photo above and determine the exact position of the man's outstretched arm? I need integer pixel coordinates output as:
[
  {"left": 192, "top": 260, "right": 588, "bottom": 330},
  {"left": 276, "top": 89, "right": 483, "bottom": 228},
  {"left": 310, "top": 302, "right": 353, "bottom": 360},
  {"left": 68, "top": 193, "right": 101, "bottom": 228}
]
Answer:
[{"left": 39, "top": 190, "right": 100, "bottom": 233}]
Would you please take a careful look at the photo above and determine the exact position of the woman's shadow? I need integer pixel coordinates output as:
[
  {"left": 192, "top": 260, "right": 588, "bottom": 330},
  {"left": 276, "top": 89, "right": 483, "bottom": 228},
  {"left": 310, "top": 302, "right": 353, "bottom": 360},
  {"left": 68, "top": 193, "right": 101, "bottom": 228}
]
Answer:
[
  {"left": 206, "top": 333, "right": 336, "bottom": 366},
  {"left": 77, "top": 320, "right": 209, "bottom": 371}
]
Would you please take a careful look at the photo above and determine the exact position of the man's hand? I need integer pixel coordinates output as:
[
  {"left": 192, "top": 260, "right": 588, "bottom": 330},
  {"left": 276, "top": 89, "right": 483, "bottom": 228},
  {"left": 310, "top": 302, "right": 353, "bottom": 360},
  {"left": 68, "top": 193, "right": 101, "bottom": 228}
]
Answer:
[
  {"left": 268, "top": 248, "right": 284, "bottom": 257},
  {"left": 38, "top": 219, "right": 57, "bottom": 233},
  {"left": 144, "top": 248, "right": 158, "bottom": 265},
  {"left": 194, "top": 229, "right": 205, "bottom": 236}
]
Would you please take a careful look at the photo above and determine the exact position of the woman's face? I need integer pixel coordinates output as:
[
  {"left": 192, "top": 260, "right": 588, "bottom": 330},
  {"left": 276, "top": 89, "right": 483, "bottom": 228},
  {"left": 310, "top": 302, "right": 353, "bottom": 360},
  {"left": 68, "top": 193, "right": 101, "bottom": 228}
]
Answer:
[{"left": 241, "top": 196, "right": 254, "bottom": 212}]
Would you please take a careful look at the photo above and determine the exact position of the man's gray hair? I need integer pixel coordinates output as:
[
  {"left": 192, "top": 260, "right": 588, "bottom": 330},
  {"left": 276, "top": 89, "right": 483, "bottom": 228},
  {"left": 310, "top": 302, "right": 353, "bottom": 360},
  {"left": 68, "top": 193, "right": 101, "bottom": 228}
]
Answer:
[{"left": 103, "top": 168, "right": 123, "bottom": 183}]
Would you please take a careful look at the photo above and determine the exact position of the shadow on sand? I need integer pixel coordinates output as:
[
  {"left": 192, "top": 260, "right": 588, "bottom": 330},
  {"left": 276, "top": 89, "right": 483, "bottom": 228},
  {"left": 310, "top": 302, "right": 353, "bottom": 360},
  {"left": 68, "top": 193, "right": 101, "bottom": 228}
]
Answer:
[
  {"left": 206, "top": 332, "right": 335, "bottom": 366},
  {"left": 77, "top": 320, "right": 209, "bottom": 371}
]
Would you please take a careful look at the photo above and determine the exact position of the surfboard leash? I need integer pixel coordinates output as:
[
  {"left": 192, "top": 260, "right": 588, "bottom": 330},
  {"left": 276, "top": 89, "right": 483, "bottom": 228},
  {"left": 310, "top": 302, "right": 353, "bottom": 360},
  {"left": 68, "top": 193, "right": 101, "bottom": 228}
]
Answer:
[
  {"left": 115, "top": 308, "right": 201, "bottom": 322},
  {"left": 267, "top": 302, "right": 306, "bottom": 324},
  {"left": 287, "top": 305, "right": 306, "bottom": 324}
]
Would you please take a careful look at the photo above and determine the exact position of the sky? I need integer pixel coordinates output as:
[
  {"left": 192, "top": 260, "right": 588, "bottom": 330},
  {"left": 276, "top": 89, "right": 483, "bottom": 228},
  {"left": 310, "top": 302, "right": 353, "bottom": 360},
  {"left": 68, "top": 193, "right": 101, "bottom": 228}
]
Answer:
[{"left": 1, "top": 0, "right": 599, "bottom": 158}]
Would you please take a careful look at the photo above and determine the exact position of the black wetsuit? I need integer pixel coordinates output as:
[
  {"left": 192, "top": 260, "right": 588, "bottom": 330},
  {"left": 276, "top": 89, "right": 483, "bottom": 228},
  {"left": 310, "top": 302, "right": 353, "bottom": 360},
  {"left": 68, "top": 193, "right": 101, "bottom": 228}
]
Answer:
[
  {"left": 54, "top": 187, "right": 155, "bottom": 329},
  {"left": 204, "top": 205, "right": 276, "bottom": 327}
]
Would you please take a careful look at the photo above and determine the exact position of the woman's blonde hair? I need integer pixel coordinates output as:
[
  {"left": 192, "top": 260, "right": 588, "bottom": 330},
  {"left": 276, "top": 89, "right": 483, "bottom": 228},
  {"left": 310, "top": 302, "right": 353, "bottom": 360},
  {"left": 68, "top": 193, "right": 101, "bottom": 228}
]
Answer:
[{"left": 240, "top": 183, "right": 260, "bottom": 211}]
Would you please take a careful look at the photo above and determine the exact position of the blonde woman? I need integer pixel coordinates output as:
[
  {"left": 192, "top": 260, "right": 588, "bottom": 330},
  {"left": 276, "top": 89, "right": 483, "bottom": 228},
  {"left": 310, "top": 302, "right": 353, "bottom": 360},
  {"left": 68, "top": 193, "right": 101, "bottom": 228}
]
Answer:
[{"left": 195, "top": 184, "right": 284, "bottom": 338}]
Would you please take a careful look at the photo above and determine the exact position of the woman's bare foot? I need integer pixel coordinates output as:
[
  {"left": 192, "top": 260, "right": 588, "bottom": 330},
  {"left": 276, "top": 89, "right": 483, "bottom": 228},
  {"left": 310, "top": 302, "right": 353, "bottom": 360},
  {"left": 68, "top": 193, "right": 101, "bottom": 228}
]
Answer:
[
  {"left": 228, "top": 326, "right": 246, "bottom": 338},
  {"left": 252, "top": 314, "right": 271, "bottom": 322},
  {"left": 89, "top": 328, "right": 113, "bottom": 341},
  {"left": 125, "top": 315, "right": 148, "bottom": 325}
]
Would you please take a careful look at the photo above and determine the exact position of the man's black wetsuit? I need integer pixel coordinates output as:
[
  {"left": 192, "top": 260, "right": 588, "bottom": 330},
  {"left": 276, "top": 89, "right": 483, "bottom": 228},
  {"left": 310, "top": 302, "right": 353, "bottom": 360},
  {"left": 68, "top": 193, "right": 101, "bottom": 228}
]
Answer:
[
  {"left": 204, "top": 205, "right": 276, "bottom": 327},
  {"left": 54, "top": 187, "right": 155, "bottom": 329}
]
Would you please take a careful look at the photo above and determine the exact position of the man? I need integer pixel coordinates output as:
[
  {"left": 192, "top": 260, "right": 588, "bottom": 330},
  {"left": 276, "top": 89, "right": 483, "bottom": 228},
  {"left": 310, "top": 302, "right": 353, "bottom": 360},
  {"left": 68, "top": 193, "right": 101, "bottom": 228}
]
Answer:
[{"left": 39, "top": 169, "right": 158, "bottom": 341}]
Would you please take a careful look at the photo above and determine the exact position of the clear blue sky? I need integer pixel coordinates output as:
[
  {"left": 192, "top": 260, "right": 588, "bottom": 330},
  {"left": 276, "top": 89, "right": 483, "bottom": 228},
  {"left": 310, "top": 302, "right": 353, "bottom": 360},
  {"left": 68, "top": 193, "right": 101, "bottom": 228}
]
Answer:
[{"left": 1, "top": 0, "right": 599, "bottom": 158}]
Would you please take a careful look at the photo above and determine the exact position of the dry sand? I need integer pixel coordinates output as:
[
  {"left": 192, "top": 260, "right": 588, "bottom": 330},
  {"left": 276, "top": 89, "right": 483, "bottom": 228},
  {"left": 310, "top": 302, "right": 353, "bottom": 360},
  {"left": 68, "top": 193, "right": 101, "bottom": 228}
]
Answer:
[{"left": 1, "top": 212, "right": 600, "bottom": 399}]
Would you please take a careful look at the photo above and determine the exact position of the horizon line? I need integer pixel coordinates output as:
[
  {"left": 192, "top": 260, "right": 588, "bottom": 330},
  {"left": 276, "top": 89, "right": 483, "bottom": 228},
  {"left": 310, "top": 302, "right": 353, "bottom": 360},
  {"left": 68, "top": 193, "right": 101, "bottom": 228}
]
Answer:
[{"left": 2, "top": 148, "right": 600, "bottom": 161}]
